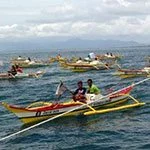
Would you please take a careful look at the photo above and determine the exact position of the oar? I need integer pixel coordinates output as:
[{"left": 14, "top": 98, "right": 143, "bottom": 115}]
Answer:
[
  {"left": 93, "top": 65, "right": 100, "bottom": 70},
  {"left": 104, "top": 64, "right": 110, "bottom": 70},
  {"left": 114, "top": 60, "right": 121, "bottom": 69},
  {"left": 93, "top": 63, "right": 109, "bottom": 70},
  {"left": 0, "top": 78, "right": 149, "bottom": 141}
]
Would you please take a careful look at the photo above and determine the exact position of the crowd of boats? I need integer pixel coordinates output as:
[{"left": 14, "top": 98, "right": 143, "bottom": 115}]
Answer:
[
  {"left": 49, "top": 53, "right": 150, "bottom": 78},
  {"left": 0, "top": 52, "right": 149, "bottom": 80},
  {"left": 0, "top": 52, "right": 150, "bottom": 126}
]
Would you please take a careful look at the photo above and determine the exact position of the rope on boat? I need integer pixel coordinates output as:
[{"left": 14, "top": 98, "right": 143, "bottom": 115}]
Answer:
[
  {"left": 132, "top": 77, "right": 150, "bottom": 86},
  {"left": 0, "top": 77, "right": 149, "bottom": 142}
]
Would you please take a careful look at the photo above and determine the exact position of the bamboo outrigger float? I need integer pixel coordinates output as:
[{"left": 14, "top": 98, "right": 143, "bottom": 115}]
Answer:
[{"left": 84, "top": 94, "right": 145, "bottom": 116}]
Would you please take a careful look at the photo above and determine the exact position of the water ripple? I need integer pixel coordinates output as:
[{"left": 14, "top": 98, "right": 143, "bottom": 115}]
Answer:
[{"left": 0, "top": 47, "right": 150, "bottom": 149}]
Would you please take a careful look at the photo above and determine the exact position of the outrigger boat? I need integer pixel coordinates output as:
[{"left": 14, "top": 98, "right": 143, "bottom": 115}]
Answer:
[
  {"left": 59, "top": 61, "right": 112, "bottom": 72},
  {"left": 114, "top": 67, "right": 150, "bottom": 78},
  {"left": 96, "top": 53, "right": 122, "bottom": 61},
  {"left": 1, "top": 84, "right": 145, "bottom": 125},
  {"left": 66, "top": 62, "right": 108, "bottom": 70},
  {"left": 11, "top": 57, "right": 50, "bottom": 68},
  {"left": 12, "top": 61, "right": 50, "bottom": 68},
  {"left": 0, "top": 71, "right": 44, "bottom": 80}
]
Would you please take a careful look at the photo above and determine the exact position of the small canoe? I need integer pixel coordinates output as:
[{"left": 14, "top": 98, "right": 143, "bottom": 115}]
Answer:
[
  {"left": 11, "top": 58, "right": 50, "bottom": 68},
  {"left": 114, "top": 67, "right": 150, "bottom": 78},
  {"left": 11, "top": 61, "right": 50, "bottom": 68},
  {"left": 0, "top": 71, "right": 44, "bottom": 80}
]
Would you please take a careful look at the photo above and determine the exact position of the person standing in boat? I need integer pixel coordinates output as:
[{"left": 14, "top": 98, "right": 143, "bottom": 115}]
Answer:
[
  {"left": 87, "top": 79, "right": 100, "bottom": 95},
  {"left": 73, "top": 81, "right": 87, "bottom": 103}
]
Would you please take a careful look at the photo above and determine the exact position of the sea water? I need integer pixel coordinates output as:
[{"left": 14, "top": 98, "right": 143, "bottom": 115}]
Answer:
[{"left": 0, "top": 47, "right": 149, "bottom": 150}]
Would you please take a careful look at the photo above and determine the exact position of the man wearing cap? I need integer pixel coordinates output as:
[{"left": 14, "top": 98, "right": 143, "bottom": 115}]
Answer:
[{"left": 73, "top": 81, "right": 86, "bottom": 103}]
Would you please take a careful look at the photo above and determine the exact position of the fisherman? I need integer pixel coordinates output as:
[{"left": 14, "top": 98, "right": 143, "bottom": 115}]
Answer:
[
  {"left": 56, "top": 54, "right": 62, "bottom": 60},
  {"left": 87, "top": 79, "right": 100, "bottom": 95},
  {"left": 110, "top": 53, "right": 115, "bottom": 58},
  {"left": 17, "top": 56, "right": 22, "bottom": 60},
  {"left": 104, "top": 52, "right": 109, "bottom": 57},
  {"left": 73, "top": 81, "right": 86, "bottom": 103},
  {"left": 28, "top": 57, "right": 31, "bottom": 61},
  {"left": 76, "top": 57, "right": 83, "bottom": 64},
  {"left": 8, "top": 65, "right": 17, "bottom": 76},
  {"left": 90, "top": 57, "right": 100, "bottom": 65}
]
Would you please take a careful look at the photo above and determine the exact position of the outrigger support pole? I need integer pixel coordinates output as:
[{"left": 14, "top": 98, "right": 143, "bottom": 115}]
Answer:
[{"left": 84, "top": 94, "right": 145, "bottom": 116}]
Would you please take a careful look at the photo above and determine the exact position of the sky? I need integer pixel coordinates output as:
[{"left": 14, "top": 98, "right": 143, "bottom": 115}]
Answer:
[{"left": 0, "top": 0, "right": 150, "bottom": 43}]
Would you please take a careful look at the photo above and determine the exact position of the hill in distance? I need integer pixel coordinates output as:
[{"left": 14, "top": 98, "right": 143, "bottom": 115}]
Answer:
[{"left": 0, "top": 37, "right": 141, "bottom": 51}]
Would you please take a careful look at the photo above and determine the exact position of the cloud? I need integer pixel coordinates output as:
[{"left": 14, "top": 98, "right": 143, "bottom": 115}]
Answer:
[
  {"left": 0, "top": 16, "right": 149, "bottom": 40},
  {"left": 0, "top": 0, "right": 150, "bottom": 43}
]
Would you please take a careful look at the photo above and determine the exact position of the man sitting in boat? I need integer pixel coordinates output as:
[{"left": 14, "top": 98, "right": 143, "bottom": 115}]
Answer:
[
  {"left": 87, "top": 79, "right": 100, "bottom": 95},
  {"left": 89, "top": 57, "right": 100, "bottom": 65},
  {"left": 73, "top": 81, "right": 87, "bottom": 103},
  {"left": 85, "top": 79, "right": 102, "bottom": 101},
  {"left": 56, "top": 54, "right": 62, "bottom": 60},
  {"left": 17, "top": 56, "right": 22, "bottom": 60},
  {"left": 104, "top": 53, "right": 115, "bottom": 58},
  {"left": 8, "top": 65, "right": 17, "bottom": 76},
  {"left": 76, "top": 57, "right": 83, "bottom": 64}
]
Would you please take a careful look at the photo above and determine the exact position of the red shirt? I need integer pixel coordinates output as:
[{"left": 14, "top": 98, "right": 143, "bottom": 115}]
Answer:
[{"left": 16, "top": 67, "right": 23, "bottom": 73}]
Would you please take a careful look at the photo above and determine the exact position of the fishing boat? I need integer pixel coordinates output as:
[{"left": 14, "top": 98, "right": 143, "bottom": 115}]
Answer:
[
  {"left": 114, "top": 67, "right": 150, "bottom": 78},
  {"left": 11, "top": 56, "right": 27, "bottom": 62},
  {"left": 19, "top": 62, "right": 50, "bottom": 68},
  {"left": 60, "top": 61, "right": 110, "bottom": 71},
  {"left": 96, "top": 53, "right": 122, "bottom": 61},
  {"left": 11, "top": 57, "right": 50, "bottom": 68},
  {"left": 0, "top": 71, "right": 44, "bottom": 80},
  {"left": 1, "top": 84, "right": 144, "bottom": 125},
  {"left": 12, "top": 61, "right": 50, "bottom": 68},
  {"left": 66, "top": 62, "right": 108, "bottom": 70}
]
